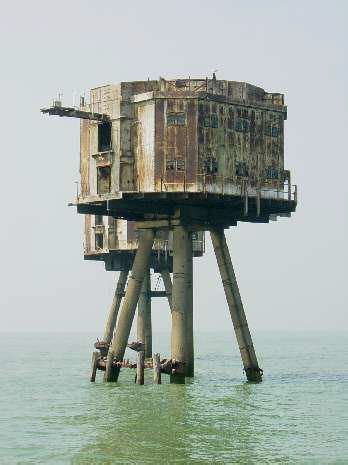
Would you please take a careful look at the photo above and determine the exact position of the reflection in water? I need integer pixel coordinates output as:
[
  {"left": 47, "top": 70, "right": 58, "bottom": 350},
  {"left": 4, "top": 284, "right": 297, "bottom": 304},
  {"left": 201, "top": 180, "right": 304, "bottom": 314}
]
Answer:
[
  {"left": 72, "top": 357, "right": 290, "bottom": 464},
  {"left": 2, "top": 332, "right": 345, "bottom": 464}
]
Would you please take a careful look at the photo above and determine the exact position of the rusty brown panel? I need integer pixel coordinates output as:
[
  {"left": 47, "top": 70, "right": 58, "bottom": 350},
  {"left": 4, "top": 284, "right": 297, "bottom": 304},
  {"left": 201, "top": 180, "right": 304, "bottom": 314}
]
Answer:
[
  {"left": 80, "top": 120, "right": 90, "bottom": 196},
  {"left": 186, "top": 99, "right": 197, "bottom": 184},
  {"left": 166, "top": 99, "right": 175, "bottom": 112},
  {"left": 154, "top": 99, "right": 165, "bottom": 188}
]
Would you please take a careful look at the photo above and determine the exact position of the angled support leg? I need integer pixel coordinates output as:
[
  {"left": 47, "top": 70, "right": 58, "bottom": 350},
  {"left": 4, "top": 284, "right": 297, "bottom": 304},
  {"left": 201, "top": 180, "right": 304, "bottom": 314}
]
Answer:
[
  {"left": 104, "top": 230, "right": 155, "bottom": 382},
  {"left": 103, "top": 268, "right": 129, "bottom": 345},
  {"left": 137, "top": 268, "right": 152, "bottom": 358},
  {"left": 210, "top": 229, "right": 263, "bottom": 382},
  {"left": 160, "top": 268, "right": 173, "bottom": 311}
]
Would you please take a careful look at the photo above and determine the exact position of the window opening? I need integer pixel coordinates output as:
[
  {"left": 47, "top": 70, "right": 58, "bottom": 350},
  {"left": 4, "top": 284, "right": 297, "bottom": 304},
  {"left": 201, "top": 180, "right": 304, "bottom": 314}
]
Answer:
[
  {"left": 97, "top": 166, "right": 111, "bottom": 194},
  {"left": 265, "top": 167, "right": 278, "bottom": 179},
  {"left": 167, "top": 113, "right": 186, "bottom": 126},
  {"left": 95, "top": 215, "right": 103, "bottom": 226},
  {"left": 235, "top": 162, "right": 249, "bottom": 177},
  {"left": 264, "top": 125, "right": 279, "bottom": 137},
  {"left": 235, "top": 119, "right": 250, "bottom": 132},
  {"left": 204, "top": 157, "right": 218, "bottom": 174},
  {"left": 95, "top": 232, "right": 104, "bottom": 250},
  {"left": 98, "top": 122, "right": 111, "bottom": 152}
]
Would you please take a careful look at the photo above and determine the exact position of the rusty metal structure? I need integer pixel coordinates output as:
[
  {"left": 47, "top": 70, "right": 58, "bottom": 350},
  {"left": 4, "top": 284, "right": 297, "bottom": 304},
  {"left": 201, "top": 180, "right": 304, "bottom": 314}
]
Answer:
[
  {"left": 84, "top": 214, "right": 204, "bottom": 272},
  {"left": 42, "top": 75, "right": 297, "bottom": 384}
]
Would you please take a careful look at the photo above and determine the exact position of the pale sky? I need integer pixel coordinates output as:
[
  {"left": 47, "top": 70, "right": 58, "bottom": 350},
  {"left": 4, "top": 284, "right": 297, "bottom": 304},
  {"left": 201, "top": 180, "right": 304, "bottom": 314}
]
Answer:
[{"left": 0, "top": 0, "right": 347, "bottom": 334}]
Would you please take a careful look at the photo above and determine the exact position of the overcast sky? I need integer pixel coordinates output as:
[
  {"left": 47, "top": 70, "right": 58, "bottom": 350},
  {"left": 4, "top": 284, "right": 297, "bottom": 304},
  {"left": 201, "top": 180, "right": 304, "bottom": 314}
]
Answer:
[{"left": 0, "top": 0, "right": 347, "bottom": 336}]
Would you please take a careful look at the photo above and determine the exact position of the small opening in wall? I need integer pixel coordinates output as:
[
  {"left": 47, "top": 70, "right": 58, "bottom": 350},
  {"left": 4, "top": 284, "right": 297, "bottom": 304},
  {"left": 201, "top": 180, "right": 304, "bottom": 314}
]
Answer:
[
  {"left": 98, "top": 122, "right": 111, "bottom": 152},
  {"left": 95, "top": 215, "right": 103, "bottom": 226},
  {"left": 95, "top": 232, "right": 104, "bottom": 250},
  {"left": 97, "top": 166, "right": 111, "bottom": 194}
]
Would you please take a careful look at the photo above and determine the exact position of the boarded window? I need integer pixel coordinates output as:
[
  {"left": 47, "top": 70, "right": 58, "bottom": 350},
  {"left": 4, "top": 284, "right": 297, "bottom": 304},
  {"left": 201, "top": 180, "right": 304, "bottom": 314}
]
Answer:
[
  {"left": 95, "top": 232, "right": 104, "bottom": 250},
  {"left": 235, "top": 162, "right": 249, "bottom": 177},
  {"left": 95, "top": 215, "right": 103, "bottom": 225},
  {"left": 97, "top": 166, "right": 111, "bottom": 194},
  {"left": 98, "top": 122, "right": 111, "bottom": 152},
  {"left": 167, "top": 113, "right": 186, "bottom": 125}
]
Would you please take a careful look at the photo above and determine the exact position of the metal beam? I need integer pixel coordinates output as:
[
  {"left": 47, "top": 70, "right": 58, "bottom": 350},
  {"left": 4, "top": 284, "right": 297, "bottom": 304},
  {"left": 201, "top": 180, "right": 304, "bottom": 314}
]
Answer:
[{"left": 41, "top": 105, "right": 109, "bottom": 122}]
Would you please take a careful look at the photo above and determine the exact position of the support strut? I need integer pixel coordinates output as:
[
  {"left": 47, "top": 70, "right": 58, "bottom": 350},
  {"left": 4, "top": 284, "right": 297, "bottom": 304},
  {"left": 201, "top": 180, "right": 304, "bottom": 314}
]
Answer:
[
  {"left": 170, "top": 225, "right": 192, "bottom": 383},
  {"left": 103, "top": 268, "right": 129, "bottom": 345},
  {"left": 210, "top": 229, "right": 263, "bottom": 382},
  {"left": 160, "top": 268, "right": 173, "bottom": 311},
  {"left": 104, "top": 230, "right": 155, "bottom": 382},
  {"left": 137, "top": 268, "right": 152, "bottom": 358}
]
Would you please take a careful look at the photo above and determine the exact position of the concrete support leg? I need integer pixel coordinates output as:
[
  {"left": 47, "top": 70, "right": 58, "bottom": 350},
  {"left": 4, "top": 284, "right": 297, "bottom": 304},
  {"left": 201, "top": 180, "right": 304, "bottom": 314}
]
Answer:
[
  {"left": 170, "top": 225, "right": 192, "bottom": 383},
  {"left": 104, "top": 230, "right": 155, "bottom": 382},
  {"left": 210, "top": 229, "right": 263, "bottom": 382},
  {"left": 160, "top": 269, "right": 173, "bottom": 311},
  {"left": 186, "top": 237, "right": 194, "bottom": 377},
  {"left": 103, "top": 268, "right": 129, "bottom": 345},
  {"left": 137, "top": 268, "right": 152, "bottom": 358}
]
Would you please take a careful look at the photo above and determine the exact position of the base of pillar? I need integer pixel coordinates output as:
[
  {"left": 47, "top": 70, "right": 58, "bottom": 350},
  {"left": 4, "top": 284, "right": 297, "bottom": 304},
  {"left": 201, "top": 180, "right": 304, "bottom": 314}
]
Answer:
[
  {"left": 245, "top": 366, "right": 263, "bottom": 383},
  {"left": 170, "top": 373, "right": 186, "bottom": 384},
  {"left": 104, "top": 365, "right": 121, "bottom": 382}
]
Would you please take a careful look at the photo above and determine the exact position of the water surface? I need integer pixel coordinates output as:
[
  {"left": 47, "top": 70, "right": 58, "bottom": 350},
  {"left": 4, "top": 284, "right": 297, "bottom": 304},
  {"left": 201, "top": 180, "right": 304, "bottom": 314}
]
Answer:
[{"left": 0, "top": 331, "right": 347, "bottom": 464}]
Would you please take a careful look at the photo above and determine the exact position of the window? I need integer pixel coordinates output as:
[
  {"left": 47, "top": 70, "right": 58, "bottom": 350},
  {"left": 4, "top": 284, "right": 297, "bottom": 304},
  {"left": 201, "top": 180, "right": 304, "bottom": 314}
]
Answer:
[
  {"left": 235, "top": 162, "right": 249, "bottom": 177},
  {"left": 204, "top": 157, "right": 218, "bottom": 174},
  {"left": 235, "top": 119, "right": 250, "bottom": 132},
  {"left": 95, "top": 215, "right": 103, "bottom": 226},
  {"left": 265, "top": 167, "right": 278, "bottom": 179},
  {"left": 98, "top": 122, "right": 111, "bottom": 152},
  {"left": 264, "top": 125, "right": 279, "bottom": 137},
  {"left": 97, "top": 166, "right": 111, "bottom": 194},
  {"left": 203, "top": 114, "right": 219, "bottom": 128},
  {"left": 167, "top": 113, "right": 186, "bottom": 125},
  {"left": 95, "top": 232, "right": 104, "bottom": 250},
  {"left": 166, "top": 159, "right": 185, "bottom": 171},
  {"left": 211, "top": 114, "right": 218, "bottom": 128}
]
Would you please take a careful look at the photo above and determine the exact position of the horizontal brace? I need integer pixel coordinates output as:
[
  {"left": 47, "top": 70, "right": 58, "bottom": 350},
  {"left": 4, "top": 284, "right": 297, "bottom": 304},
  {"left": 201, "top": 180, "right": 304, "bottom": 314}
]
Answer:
[{"left": 119, "top": 290, "right": 169, "bottom": 298}]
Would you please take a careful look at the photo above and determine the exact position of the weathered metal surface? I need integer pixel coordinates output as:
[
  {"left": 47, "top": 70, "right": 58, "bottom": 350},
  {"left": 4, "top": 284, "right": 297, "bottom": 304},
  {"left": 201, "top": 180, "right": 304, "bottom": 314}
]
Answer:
[
  {"left": 77, "top": 78, "right": 291, "bottom": 208},
  {"left": 83, "top": 214, "right": 205, "bottom": 272}
]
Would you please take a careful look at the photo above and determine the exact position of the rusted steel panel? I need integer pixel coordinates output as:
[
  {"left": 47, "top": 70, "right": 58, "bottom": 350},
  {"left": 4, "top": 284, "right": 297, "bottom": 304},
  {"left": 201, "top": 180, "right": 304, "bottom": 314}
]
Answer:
[
  {"left": 79, "top": 78, "right": 290, "bottom": 206},
  {"left": 186, "top": 99, "right": 197, "bottom": 186}
]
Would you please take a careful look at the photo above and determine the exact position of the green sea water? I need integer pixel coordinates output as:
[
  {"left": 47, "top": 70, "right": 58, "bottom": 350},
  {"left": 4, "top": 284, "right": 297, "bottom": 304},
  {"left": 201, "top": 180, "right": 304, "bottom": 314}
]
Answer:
[{"left": 0, "top": 331, "right": 347, "bottom": 464}]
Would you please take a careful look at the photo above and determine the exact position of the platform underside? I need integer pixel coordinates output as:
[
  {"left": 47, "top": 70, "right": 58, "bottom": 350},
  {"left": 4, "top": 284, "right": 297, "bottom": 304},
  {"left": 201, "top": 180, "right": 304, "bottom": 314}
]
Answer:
[{"left": 77, "top": 192, "right": 296, "bottom": 229}]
